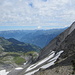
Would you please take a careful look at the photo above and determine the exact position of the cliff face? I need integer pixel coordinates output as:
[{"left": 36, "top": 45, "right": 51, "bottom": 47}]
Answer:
[
  {"left": 34, "top": 22, "right": 75, "bottom": 75},
  {"left": 57, "top": 29, "right": 75, "bottom": 58}
]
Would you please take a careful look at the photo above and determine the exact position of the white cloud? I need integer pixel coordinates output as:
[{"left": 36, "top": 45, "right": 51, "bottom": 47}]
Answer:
[
  {"left": 0, "top": 0, "right": 75, "bottom": 27},
  {"left": 37, "top": 26, "right": 42, "bottom": 29},
  {"left": 19, "top": 0, "right": 23, "bottom": 2}
]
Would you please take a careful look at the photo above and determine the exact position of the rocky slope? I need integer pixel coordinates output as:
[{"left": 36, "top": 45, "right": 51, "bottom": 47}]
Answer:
[{"left": 33, "top": 22, "right": 75, "bottom": 75}]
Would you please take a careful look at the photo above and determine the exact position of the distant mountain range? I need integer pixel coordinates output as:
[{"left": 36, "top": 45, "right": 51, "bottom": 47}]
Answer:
[
  {"left": 0, "top": 37, "right": 40, "bottom": 52},
  {"left": 0, "top": 28, "right": 67, "bottom": 48}
]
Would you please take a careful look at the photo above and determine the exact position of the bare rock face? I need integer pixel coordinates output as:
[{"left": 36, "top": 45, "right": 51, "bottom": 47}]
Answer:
[
  {"left": 68, "top": 22, "right": 75, "bottom": 35},
  {"left": 34, "top": 66, "right": 73, "bottom": 75}
]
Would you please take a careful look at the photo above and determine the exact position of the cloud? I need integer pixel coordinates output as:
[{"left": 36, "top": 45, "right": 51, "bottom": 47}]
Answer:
[
  {"left": 0, "top": 0, "right": 75, "bottom": 28},
  {"left": 37, "top": 26, "right": 42, "bottom": 29}
]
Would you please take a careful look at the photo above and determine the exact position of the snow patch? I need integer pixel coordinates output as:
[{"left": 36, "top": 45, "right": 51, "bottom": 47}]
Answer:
[
  {"left": 15, "top": 67, "right": 23, "bottom": 70},
  {"left": 24, "top": 62, "right": 27, "bottom": 65},
  {"left": 40, "top": 60, "right": 56, "bottom": 69},
  {"left": 41, "top": 51, "right": 63, "bottom": 69},
  {"left": 48, "top": 50, "right": 63, "bottom": 62},
  {"left": 26, "top": 51, "right": 55, "bottom": 72},
  {"left": 25, "top": 50, "right": 63, "bottom": 75},
  {"left": 0, "top": 70, "right": 9, "bottom": 75}
]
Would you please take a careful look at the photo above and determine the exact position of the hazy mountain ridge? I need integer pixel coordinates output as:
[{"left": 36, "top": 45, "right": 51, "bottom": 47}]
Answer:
[{"left": 0, "top": 28, "right": 66, "bottom": 48}]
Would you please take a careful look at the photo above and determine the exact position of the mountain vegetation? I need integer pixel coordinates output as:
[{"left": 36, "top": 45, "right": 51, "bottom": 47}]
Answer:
[
  {"left": 0, "top": 37, "right": 41, "bottom": 53},
  {"left": 0, "top": 37, "right": 40, "bottom": 70}
]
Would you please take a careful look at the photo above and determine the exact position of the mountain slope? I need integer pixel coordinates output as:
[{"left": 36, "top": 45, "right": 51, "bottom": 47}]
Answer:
[
  {"left": 8, "top": 38, "right": 24, "bottom": 44},
  {"left": 0, "top": 37, "right": 40, "bottom": 72},
  {"left": 0, "top": 37, "right": 40, "bottom": 52},
  {"left": 33, "top": 22, "right": 75, "bottom": 75}
]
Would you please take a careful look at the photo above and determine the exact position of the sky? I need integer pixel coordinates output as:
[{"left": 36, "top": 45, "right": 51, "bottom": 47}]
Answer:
[{"left": 0, "top": 0, "right": 75, "bottom": 30}]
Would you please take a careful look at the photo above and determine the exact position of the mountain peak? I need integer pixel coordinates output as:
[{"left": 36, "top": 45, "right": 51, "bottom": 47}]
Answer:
[{"left": 68, "top": 21, "right": 75, "bottom": 34}]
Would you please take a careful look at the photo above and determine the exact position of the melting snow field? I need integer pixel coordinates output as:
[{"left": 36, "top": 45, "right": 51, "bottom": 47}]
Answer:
[
  {"left": 26, "top": 51, "right": 55, "bottom": 72},
  {"left": 25, "top": 50, "right": 63, "bottom": 75},
  {"left": 0, "top": 70, "right": 9, "bottom": 75},
  {"left": 40, "top": 51, "right": 63, "bottom": 69},
  {"left": 0, "top": 67, "right": 23, "bottom": 75},
  {"left": 15, "top": 67, "right": 23, "bottom": 70}
]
